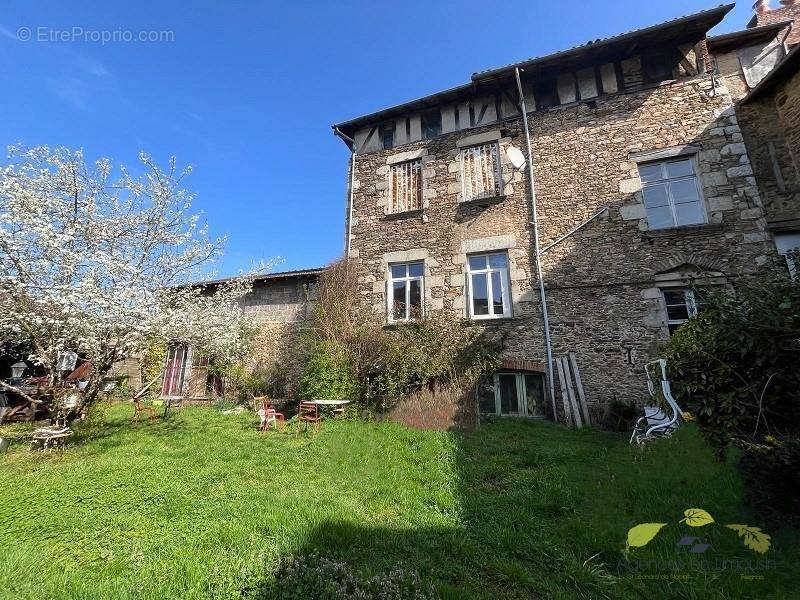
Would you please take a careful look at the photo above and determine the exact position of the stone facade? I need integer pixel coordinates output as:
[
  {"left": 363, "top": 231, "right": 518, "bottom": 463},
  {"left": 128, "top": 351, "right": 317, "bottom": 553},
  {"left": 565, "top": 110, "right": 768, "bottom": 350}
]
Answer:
[
  {"left": 239, "top": 271, "right": 319, "bottom": 396},
  {"left": 334, "top": 6, "right": 781, "bottom": 422}
]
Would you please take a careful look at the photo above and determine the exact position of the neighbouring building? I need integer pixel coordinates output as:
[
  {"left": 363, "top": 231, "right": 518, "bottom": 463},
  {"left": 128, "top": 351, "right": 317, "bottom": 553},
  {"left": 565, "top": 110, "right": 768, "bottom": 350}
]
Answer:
[
  {"left": 156, "top": 268, "right": 320, "bottom": 402},
  {"left": 332, "top": 3, "right": 794, "bottom": 426},
  {"left": 707, "top": 0, "right": 800, "bottom": 276}
]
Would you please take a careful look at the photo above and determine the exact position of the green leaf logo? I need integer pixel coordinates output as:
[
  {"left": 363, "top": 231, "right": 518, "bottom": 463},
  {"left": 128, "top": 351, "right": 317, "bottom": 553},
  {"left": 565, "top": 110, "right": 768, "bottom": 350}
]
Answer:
[
  {"left": 627, "top": 523, "right": 667, "bottom": 548},
  {"left": 726, "top": 524, "right": 772, "bottom": 554},
  {"left": 681, "top": 508, "right": 714, "bottom": 527}
]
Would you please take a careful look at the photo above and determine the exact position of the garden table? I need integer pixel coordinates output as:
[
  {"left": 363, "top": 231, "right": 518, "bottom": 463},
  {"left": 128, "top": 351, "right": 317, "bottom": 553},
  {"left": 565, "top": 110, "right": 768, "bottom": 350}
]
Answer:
[{"left": 309, "top": 399, "right": 351, "bottom": 418}]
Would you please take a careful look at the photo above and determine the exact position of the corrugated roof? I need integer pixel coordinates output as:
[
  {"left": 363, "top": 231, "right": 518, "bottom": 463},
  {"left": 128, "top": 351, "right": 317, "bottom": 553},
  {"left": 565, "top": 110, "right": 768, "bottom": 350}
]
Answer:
[
  {"left": 471, "top": 4, "right": 733, "bottom": 81},
  {"left": 192, "top": 267, "right": 325, "bottom": 288},
  {"left": 332, "top": 4, "right": 733, "bottom": 137}
]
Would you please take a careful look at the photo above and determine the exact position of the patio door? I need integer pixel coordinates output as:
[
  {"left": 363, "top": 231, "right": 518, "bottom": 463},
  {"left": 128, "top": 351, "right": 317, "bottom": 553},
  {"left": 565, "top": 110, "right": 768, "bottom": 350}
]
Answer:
[{"left": 478, "top": 371, "right": 546, "bottom": 417}]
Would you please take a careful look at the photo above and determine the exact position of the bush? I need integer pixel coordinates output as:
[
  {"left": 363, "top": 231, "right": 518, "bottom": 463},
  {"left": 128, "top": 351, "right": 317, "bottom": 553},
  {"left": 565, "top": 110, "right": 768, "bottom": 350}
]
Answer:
[
  {"left": 661, "top": 266, "right": 800, "bottom": 452},
  {"left": 739, "top": 436, "right": 800, "bottom": 528},
  {"left": 299, "top": 259, "right": 499, "bottom": 410},
  {"left": 298, "top": 341, "right": 359, "bottom": 400},
  {"left": 261, "top": 553, "right": 435, "bottom": 600}
]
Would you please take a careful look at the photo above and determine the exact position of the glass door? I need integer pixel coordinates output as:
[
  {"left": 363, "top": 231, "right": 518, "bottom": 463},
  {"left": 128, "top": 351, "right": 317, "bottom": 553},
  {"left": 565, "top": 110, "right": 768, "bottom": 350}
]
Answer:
[
  {"left": 497, "top": 373, "right": 521, "bottom": 416},
  {"left": 479, "top": 371, "right": 546, "bottom": 417}
]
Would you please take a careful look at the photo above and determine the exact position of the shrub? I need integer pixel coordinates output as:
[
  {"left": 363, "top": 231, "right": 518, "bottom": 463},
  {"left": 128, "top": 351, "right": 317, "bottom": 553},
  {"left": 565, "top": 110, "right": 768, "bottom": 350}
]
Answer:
[
  {"left": 299, "top": 259, "right": 499, "bottom": 410},
  {"left": 602, "top": 397, "right": 639, "bottom": 432},
  {"left": 661, "top": 266, "right": 800, "bottom": 452},
  {"left": 298, "top": 341, "right": 359, "bottom": 400},
  {"left": 261, "top": 553, "right": 435, "bottom": 600},
  {"left": 739, "top": 436, "right": 800, "bottom": 528}
]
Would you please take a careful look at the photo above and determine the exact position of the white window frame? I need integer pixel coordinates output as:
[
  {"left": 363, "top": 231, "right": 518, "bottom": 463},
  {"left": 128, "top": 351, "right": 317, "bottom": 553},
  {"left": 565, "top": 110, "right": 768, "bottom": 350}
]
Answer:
[
  {"left": 460, "top": 143, "right": 503, "bottom": 202},
  {"left": 663, "top": 288, "right": 700, "bottom": 334},
  {"left": 389, "top": 159, "right": 422, "bottom": 213},
  {"left": 387, "top": 262, "right": 425, "bottom": 323},
  {"left": 466, "top": 252, "right": 512, "bottom": 320},
  {"left": 638, "top": 157, "right": 707, "bottom": 230}
]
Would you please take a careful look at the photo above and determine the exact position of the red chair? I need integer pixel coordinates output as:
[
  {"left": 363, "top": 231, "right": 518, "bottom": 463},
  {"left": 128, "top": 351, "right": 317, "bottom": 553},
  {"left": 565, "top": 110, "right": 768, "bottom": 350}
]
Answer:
[
  {"left": 297, "top": 401, "right": 321, "bottom": 434},
  {"left": 254, "top": 396, "right": 285, "bottom": 433}
]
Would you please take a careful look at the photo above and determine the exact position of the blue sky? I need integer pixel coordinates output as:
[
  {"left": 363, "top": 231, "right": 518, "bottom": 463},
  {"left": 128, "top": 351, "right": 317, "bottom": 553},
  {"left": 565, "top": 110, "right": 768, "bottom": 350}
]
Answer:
[{"left": 0, "top": 1, "right": 755, "bottom": 277}]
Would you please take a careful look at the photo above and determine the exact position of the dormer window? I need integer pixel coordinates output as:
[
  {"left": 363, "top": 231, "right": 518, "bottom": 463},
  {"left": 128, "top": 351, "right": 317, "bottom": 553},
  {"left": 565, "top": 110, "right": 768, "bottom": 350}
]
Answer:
[{"left": 421, "top": 109, "right": 442, "bottom": 139}]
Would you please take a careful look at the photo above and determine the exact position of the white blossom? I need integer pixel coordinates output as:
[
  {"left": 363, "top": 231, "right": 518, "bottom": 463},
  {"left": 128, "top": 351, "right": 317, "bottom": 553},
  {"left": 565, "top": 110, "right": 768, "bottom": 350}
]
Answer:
[{"left": 0, "top": 145, "right": 275, "bottom": 407}]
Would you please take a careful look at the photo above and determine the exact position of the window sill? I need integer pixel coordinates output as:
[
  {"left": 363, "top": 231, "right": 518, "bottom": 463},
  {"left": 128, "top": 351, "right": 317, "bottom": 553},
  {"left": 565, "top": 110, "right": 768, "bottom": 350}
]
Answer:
[
  {"left": 467, "top": 315, "right": 515, "bottom": 325},
  {"left": 643, "top": 223, "right": 724, "bottom": 237},
  {"left": 382, "top": 208, "right": 424, "bottom": 221},
  {"left": 458, "top": 194, "right": 505, "bottom": 208}
]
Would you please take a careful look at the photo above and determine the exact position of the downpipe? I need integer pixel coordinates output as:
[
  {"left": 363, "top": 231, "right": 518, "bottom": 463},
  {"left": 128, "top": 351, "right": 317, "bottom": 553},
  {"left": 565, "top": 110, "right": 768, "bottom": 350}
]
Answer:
[{"left": 515, "top": 67, "right": 558, "bottom": 419}]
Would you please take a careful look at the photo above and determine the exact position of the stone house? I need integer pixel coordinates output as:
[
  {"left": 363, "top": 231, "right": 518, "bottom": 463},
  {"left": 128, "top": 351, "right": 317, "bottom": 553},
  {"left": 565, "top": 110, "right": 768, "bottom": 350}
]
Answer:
[
  {"left": 707, "top": 0, "right": 800, "bottom": 274},
  {"left": 155, "top": 268, "right": 320, "bottom": 402},
  {"left": 331, "top": 4, "right": 788, "bottom": 425}
]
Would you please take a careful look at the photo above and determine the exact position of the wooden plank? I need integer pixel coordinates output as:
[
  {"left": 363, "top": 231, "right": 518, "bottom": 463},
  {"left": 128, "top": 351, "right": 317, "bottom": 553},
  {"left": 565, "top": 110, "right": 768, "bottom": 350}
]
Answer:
[
  {"left": 555, "top": 357, "right": 573, "bottom": 426},
  {"left": 560, "top": 357, "right": 583, "bottom": 428},
  {"left": 569, "top": 352, "right": 591, "bottom": 426}
]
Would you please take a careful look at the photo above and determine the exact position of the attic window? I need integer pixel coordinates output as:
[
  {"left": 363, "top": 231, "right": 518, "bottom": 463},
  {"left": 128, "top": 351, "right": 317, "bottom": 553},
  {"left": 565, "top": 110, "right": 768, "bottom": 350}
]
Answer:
[
  {"left": 381, "top": 123, "right": 395, "bottom": 150},
  {"left": 421, "top": 110, "right": 442, "bottom": 139},
  {"left": 532, "top": 77, "right": 558, "bottom": 110},
  {"left": 642, "top": 49, "right": 679, "bottom": 83}
]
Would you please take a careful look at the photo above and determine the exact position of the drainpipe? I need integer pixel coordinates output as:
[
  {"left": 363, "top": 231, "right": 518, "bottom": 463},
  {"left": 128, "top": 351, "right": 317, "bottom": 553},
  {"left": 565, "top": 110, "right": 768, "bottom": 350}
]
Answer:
[
  {"left": 515, "top": 67, "right": 557, "bottom": 419},
  {"left": 334, "top": 127, "right": 356, "bottom": 258}
]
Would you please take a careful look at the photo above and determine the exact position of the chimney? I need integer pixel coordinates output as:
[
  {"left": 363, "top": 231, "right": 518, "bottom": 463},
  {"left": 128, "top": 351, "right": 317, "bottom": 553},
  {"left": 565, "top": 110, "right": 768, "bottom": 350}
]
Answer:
[{"left": 753, "top": 0, "right": 771, "bottom": 15}]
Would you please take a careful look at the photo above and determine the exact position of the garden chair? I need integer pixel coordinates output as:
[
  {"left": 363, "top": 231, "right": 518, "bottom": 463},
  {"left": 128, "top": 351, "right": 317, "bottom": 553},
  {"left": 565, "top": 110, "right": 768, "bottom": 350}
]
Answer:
[
  {"left": 254, "top": 396, "right": 285, "bottom": 432},
  {"left": 297, "top": 401, "right": 321, "bottom": 434},
  {"left": 130, "top": 373, "right": 161, "bottom": 423},
  {"left": 630, "top": 359, "right": 683, "bottom": 445}
]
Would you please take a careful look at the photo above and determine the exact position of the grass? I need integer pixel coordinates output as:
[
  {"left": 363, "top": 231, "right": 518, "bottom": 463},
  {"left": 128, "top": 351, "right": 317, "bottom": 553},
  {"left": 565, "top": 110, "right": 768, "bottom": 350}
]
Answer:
[{"left": 0, "top": 405, "right": 798, "bottom": 599}]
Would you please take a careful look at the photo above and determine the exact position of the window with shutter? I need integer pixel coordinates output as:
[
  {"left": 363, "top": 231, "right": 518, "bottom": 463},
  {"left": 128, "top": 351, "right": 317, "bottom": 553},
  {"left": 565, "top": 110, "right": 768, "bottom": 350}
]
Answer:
[
  {"left": 389, "top": 160, "right": 422, "bottom": 213},
  {"left": 461, "top": 143, "right": 502, "bottom": 202}
]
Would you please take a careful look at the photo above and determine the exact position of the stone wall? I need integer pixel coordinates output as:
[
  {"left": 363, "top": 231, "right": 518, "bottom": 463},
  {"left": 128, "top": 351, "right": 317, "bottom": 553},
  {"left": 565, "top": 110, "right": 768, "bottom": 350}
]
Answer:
[
  {"left": 241, "top": 276, "right": 316, "bottom": 396},
  {"left": 348, "top": 74, "right": 775, "bottom": 418}
]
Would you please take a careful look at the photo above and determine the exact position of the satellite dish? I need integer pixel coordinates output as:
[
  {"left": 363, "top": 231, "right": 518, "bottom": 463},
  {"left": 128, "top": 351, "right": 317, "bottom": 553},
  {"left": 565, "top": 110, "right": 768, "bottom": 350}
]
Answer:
[{"left": 506, "top": 146, "right": 526, "bottom": 170}]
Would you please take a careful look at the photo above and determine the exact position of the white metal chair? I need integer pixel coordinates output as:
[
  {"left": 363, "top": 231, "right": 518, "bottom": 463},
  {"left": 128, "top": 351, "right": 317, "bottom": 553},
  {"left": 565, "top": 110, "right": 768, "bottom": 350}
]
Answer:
[{"left": 630, "top": 359, "right": 683, "bottom": 445}]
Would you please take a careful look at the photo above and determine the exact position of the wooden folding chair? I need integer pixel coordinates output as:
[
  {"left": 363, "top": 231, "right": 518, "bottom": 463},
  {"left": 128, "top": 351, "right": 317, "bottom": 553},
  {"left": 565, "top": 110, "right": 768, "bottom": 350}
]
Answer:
[
  {"left": 297, "top": 401, "right": 321, "bottom": 434},
  {"left": 131, "top": 373, "right": 160, "bottom": 423}
]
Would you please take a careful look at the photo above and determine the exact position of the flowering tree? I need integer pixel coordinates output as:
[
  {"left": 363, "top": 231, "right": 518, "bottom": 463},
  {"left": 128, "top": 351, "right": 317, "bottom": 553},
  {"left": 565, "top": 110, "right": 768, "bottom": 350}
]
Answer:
[{"left": 0, "top": 145, "right": 270, "bottom": 412}]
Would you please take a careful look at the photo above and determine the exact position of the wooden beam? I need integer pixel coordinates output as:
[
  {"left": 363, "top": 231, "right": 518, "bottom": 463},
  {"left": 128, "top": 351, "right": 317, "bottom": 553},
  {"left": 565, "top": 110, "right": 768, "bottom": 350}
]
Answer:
[
  {"left": 569, "top": 352, "right": 591, "bottom": 426},
  {"left": 555, "top": 357, "right": 572, "bottom": 426},
  {"left": 560, "top": 357, "right": 583, "bottom": 428}
]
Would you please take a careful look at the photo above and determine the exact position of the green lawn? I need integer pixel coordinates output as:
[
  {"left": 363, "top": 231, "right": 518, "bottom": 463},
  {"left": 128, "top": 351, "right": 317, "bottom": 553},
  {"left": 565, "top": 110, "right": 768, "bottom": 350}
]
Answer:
[{"left": 0, "top": 405, "right": 797, "bottom": 599}]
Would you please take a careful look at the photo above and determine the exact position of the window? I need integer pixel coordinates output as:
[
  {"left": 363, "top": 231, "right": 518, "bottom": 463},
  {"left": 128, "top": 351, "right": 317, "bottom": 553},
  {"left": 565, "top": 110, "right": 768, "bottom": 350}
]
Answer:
[
  {"left": 380, "top": 123, "right": 395, "bottom": 150},
  {"left": 421, "top": 110, "right": 441, "bottom": 139},
  {"left": 663, "top": 289, "right": 703, "bottom": 334},
  {"left": 461, "top": 143, "right": 502, "bottom": 202},
  {"left": 388, "top": 262, "right": 424, "bottom": 322},
  {"left": 533, "top": 77, "right": 558, "bottom": 110},
  {"left": 466, "top": 252, "right": 511, "bottom": 319},
  {"left": 161, "top": 343, "right": 188, "bottom": 397},
  {"left": 775, "top": 232, "right": 800, "bottom": 278},
  {"left": 389, "top": 160, "right": 422, "bottom": 213},
  {"left": 477, "top": 371, "right": 545, "bottom": 417},
  {"left": 638, "top": 158, "right": 706, "bottom": 229}
]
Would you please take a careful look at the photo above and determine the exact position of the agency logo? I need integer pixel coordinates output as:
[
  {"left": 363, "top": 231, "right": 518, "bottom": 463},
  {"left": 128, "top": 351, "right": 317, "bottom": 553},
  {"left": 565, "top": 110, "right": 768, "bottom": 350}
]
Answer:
[{"left": 626, "top": 508, "right": 771, "bottom": 554}]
